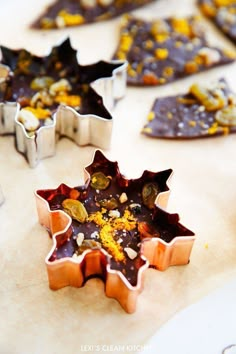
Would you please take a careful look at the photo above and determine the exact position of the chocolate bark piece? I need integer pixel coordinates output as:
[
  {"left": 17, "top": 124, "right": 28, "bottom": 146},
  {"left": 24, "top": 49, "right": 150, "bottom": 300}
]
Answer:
[
  {"left": 198, "top": 0, "right": 236, "bottom": 44},
  {"left": 112, "top": 14, "right": 236, "bottom": 86},
  {"left": 32, "top": 0, "right": 155, "bottom": 29},
  {"left": 142, "top": 78, "right": 236, "bottom": 138}
]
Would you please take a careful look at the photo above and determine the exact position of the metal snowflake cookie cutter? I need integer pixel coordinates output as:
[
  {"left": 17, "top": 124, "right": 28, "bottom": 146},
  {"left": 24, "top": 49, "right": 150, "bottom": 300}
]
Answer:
[
  {"left": 0, "top": 38, "right": 127, "bottom": 168},
  {"left": 35, "top": 149, "right": 195, "bottom": 313}
]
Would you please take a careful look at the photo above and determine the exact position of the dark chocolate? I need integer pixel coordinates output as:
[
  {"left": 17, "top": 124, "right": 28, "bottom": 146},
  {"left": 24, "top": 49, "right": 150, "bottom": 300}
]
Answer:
[
  {"left": 142, "top": 78, "right": 236, "bottom": 139},
  {"left": 112, "top": 15, "right": 235, "bottom": 86},
  {"left": 32, "top": 0, "right": 155, "bottom": 29}
]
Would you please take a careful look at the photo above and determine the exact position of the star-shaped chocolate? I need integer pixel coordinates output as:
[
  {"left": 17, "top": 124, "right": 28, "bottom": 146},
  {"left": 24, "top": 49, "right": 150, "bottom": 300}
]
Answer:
[
  {"left": 0, "top": 38, "right": 126, "bottom": 167},
  {"left": 31, "top": 0, "right": 156, "bottom": 29},
  {"left": 112, "top": 14, "right": 235, "bottom": 86},
  {"left": 198, "top": 0, "right": 236, "bottom": 44},
  {"left": 142, "top": 78, "right": 236, "bottom": 139},
  {"left": 35, "top": 149, "right": 195, "bottom": 313}
]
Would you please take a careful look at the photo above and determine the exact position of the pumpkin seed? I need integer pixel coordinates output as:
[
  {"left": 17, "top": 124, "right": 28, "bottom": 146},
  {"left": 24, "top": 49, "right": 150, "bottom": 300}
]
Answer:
[
  {"left": 90, "top": 172, "right": 111, "bottom": 190},
  {"left": 190, "top": 83, "right": 226, "bottom": 111},
  {"left": 142, "top": 182, "right": 159, "bottom": 209},
  {"left": 98, "top": 197, "right": 118, "bottom": 210},
  {"left": 62, "top": 198, "right": 88, "bottom": 223}
]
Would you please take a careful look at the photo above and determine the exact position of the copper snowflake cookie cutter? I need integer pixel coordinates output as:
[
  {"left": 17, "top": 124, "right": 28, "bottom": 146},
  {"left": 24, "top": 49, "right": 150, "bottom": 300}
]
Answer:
[
  {"left": 0, "top": 38, "right": 127, "bottom": 167},
  {"left": 35, "top": 149, "right": 195, "bottom": 313}
]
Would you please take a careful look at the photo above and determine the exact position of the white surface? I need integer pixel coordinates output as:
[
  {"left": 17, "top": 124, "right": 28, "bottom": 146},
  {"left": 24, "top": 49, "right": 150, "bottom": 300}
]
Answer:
[{"left": 143, "top": 278, "right": 236, "bottom": 354}]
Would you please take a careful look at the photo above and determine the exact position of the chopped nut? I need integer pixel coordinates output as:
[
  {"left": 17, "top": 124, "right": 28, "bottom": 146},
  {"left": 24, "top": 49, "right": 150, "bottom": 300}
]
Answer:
[
  {"left": 129, "top": 203, "right": 141, "bottom": 214},
  {"left": 49, "top": 78, "right": 71, "bottom": 96},
  {"left": 81, "top": 0, "right": 97, "bottom": 9},
  {"left": 98, "top": 0, "right": 114, "bottom": 6},
  {"left": 119, "top": 192, "right": 128, "bottom": 204},
  {"left": 76, "top": 232, "right": 85, "bottom": 247},
  {"left": 124, "top": 247, "right": 138, "bottom": 260},
  {"left": 18, "top": 108, "right": 40, "bottom": 132},
  {"left": 108, "top": 210, "right": 121, "bottom": 218}
]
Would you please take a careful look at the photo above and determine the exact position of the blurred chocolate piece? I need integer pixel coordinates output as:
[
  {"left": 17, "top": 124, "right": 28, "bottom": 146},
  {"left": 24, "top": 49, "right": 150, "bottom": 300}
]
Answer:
[
  {"left": 199, "top": 0, "right": 236, "bottom": 43},
  {"left": 113, "top": 14, "right": 235, "bottom": 86},
  {"left": 32, "top": 0, "right": 155, "bottom": 29},
  {"left": 142, "top": 78, "right": 236, "bottom": 138}
]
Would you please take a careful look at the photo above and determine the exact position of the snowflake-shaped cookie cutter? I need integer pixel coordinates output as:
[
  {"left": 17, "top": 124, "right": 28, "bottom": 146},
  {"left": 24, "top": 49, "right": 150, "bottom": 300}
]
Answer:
[
  {"left": 0, "top": 38, "right": 127, "bottom": 167},
  {"left": 35, "top": 149, "right": 195, "bottom": 313}
]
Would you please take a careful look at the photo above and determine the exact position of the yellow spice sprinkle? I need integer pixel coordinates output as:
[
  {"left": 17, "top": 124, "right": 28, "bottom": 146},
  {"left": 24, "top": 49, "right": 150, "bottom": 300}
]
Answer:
[
  {"left": 214, "top": 0, "right": 235, "bottom": 7},
  {"left": 188, "top": 120, "right": 196, "bottom": 127},
  {"left": 57, "top": 10, "right": 85, "bottom": 26},
  {"left": 155, "top": 48, "right": 169, "bottom": 60},
  {"left": 116, "top": 51, "right": 127, "bottom": 60},
  {"left": 24, "top": 106, "right": 51, "bottom": 119},
  {"left": 171, "top": 18, "right": 191, "bottom": 37},
  {"left": 120, "top": 34, "right": 133, "bottom": 52},
  {"left": 184, "top": 61, "right": 199, "bottom": 74},
  {"left": 159, "top": 77, "right": 166, "bottom": 84},
  {"left": 100, "top": 224, "right": 125, "bottom": 262},
  {"left": 222, "top": 126, "right": 230, "bottom": 135},
  {"left": 163, "top": 66, "right": 174, "bottom": 77},
  {"left": 88, "top": 209, "right": 137, "bottom": 262},
  {"left": 208, "top": 122, "right": 219, "bottom": 135},
  {"left": 144, "top": 40, "right": 154, "bottom": 49},
  {"left": 154, "top": 34, "right": 169, "bottom": 43},
  {"left": 54, "top": 94, "right": 81, "bottom": 107},
  {"left": 147, "top": 111, "right": 155, "bottom": 121},
  {"left": 200, "top": 4, "right": 216, "bottom": 17},
  {"left": 128, "top": 67, "right": 137, "bottom": 78}
]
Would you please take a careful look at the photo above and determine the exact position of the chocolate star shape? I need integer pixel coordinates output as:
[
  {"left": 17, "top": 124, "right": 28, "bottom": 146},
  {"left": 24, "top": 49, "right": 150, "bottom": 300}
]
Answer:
[
  {"left": 35, "top": 150, "right": 195, "bottom": 313},
  {"left": 0, "top": 38, "right": 126, "bottom": 167}
]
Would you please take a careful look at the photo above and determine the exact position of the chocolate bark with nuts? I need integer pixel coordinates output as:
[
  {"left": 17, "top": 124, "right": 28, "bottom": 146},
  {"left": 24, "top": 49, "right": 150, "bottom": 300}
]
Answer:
[
  {"left": 112, "top": 15, "right": 235, "bottom": 86},
  {"left": 198, "top": 0, "right": 236, "bottom": 44},
  {"left": 142, "top": 78, "right": 236, "bottom": 138},
  {"left": 32, "top": 0, "right": 155, "bottom": 29},
  {"left": 0, "top": 38, "right": 114, "bottom": 136}
]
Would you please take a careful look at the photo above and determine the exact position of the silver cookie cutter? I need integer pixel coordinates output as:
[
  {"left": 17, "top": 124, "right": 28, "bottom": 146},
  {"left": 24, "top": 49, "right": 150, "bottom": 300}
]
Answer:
[{"left": 0, "top": 39, "right": 127, "bottom": 168}]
